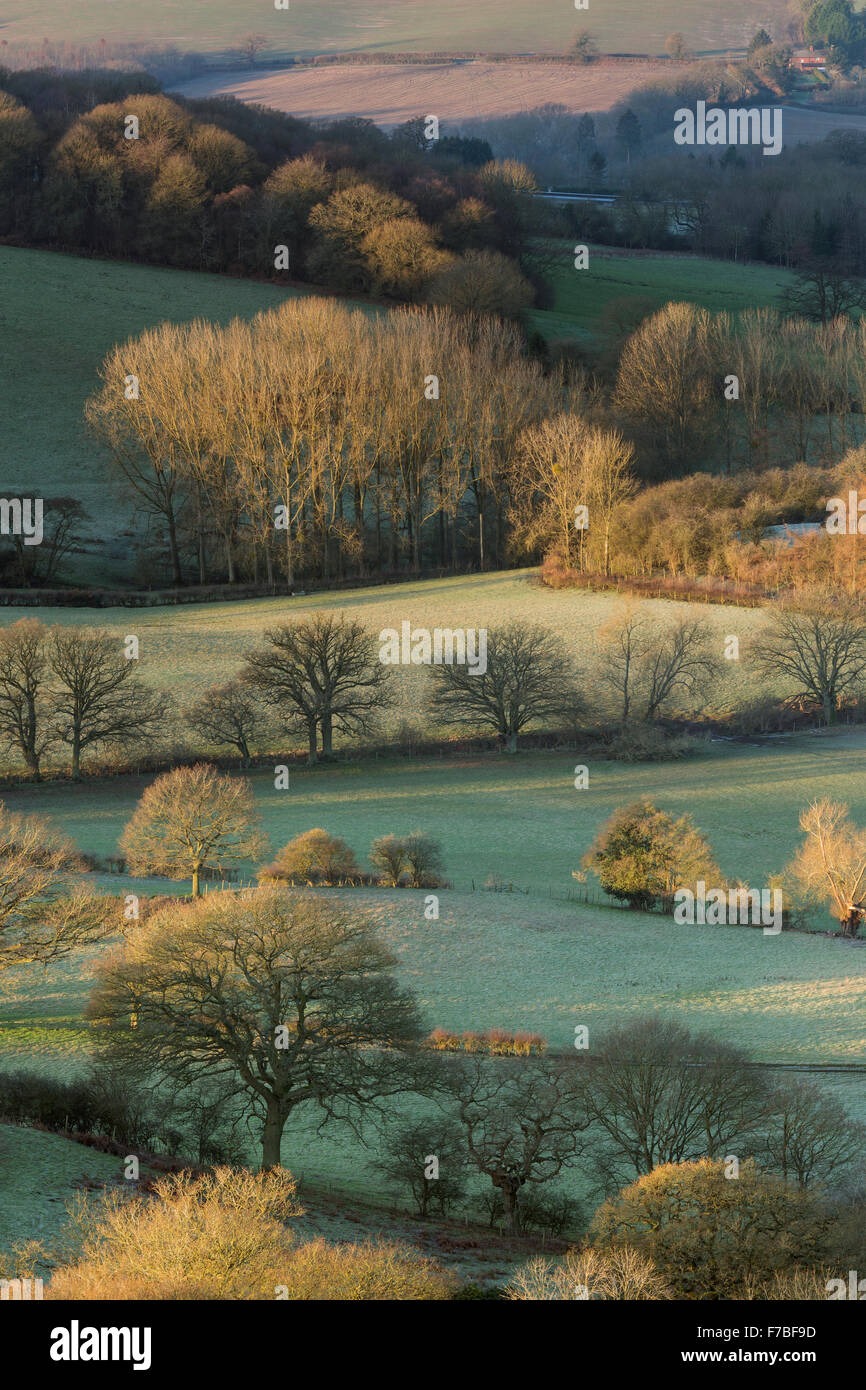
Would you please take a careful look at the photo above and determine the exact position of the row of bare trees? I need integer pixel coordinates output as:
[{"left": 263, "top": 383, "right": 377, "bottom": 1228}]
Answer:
[
  {"left": 3, "top": 593, "right": 866, "bottom": 778},
  {"left": 87, "top": 299, "right": 577, "bottom": 587},
  {"left": 0, "top": 619, "right": 166, "bottom": 779},
  {"left": 615, "top": 304, "right": 866, "bottom": 474},
  {"left": 87, "top": 880, "right": 864, "bottom": 1219},
  {"left": 84, "top": 295, "right": 866, "bottom": 594}
]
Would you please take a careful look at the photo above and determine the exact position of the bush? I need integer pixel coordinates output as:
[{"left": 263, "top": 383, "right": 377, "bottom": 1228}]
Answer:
[
  {"left": 369, "top": 833, "right": 406, "bottom": 886},
  {"left": 505, "top": 1245, "right": 672, "bottom": 1300},
  {"left": 259, "top": 828, "right": 362, "bottom": 885},
  {"left": 369, "top": 830, "right": 446, "bottom": 887},
  {"left": 49, "top": 1167, "right": 302, "bottom": 1300},
  {"left": 742, "top": 1266, "right": 838, "bottom": 1300},
  {"left": 373, "top": 1118, "right": 468, "bottom": 1219},
  {"left": 272, "top": 1237, "right": 458, "bottom": 1300},
  {"left": 599, "top": 724, "right": 701, "bottom": 762},
  {"left": 592, "top": 1159, "right": 840, "bottom": 1299},
  {"left": 48, "top": 1168, "right": 456, "bottom": 1300},
  {"left": 402, "top": 831, "right": 444, "bottom": 887},
  {"left": 0, "top": 1068, "right": 153, "bottom": 1148},
  {"left": 426, "top": 1028, "right": 546, "bottom": 1056},
  {"left": 581, "top": 800, "right": 722, "bottom": 910},
  {"left": 512, "top": 1187, "right": 581, "bottom": 1238}
]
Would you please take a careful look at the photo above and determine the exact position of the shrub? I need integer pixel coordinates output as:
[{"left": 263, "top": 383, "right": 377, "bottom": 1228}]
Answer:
[
  {"left": 581, "top": 800, "right": 722, "bottom": 910},
  {"left": 259, "top": 828, "right": 362, "bottom": 885},
  {"left": 48, "top": 1166, "right": 456, "bottom": 1300},
  {"left": 0, "top": 1068, "right": 153, "bottom": 1148},
  {"left": 273, "top": 1237, "right": 457, "bottom": 1300},
  {"left": 599, "top": 724, "right": 701, "bottom": 763},
  {"left": 369, "top": 833, "right": 406, "bottom": 886},
  {"left": 742, "top": 1266, "right": 837, "bottom": 1300},
  {"left": 402, "top": 831, "right": 444, "bottom": 887},
  {"left": 592, "top": 1159, "right": 840, "bottom": 1299},
  {"left": 426, "top": 1028, "right": 546, "bottom": 1056},
  {"left": 49, "top": 1167, "right": 303, "bottom": 1301},
  {"left": 505, "top": 1245, "right": 672, "bottom": 1300},
  {"left": 369, "top": 830, "right": 445, "bottom": 887},
  {"left": 514, "top": 1187, "right": 582, "bottom": 1238},
  {"left": 373, "top": 1118, "right": 468, "bottom": 1219}
]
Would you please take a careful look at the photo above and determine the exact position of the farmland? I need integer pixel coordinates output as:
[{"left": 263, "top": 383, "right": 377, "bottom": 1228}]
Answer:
[
  {"left": 174, "top": 59, "right": 688, "bottom": 128},
  {"left": 2, "top": 854, "right": 865, "bottom": 1219},
  {"left": 0, "top": 570, "right": 772, "bottom": 730},
  {"left": 531, "top": 246, "right": 795, "bottom": 343},
  {"left": 0, "top": 0, "right": 791, "bottom": 60}
]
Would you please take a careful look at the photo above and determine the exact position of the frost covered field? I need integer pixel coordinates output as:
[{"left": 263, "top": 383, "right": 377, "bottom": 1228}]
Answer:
[
  {"left": 0, "top": 570, "right": 772, "bottom": 728},
  {"left": 2, "top": 884, "right": 864, "bottom": 1225}
]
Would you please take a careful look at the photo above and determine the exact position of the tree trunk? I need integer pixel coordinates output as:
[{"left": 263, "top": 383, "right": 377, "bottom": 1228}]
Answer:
[
  {"left": 307, "top": 721, "right": 318, "bottom": 765},
  {"left": 505, "top": 730, "right": 518, "bottom": 754},
  {"left": 321, "top": 712, "right": 333, "bottom": 757},
  {"left": 261, "top": 1096, "right": 286, "bottom": 1170},
  {"left": 166, "top": 508, "right": 183, "bottom": 587},
  {"left": 192, "top": 861, "right": 201, "bottom": 897},
  {"left": 499, "top": 1180, "right": 521, "bottom": 1235}
]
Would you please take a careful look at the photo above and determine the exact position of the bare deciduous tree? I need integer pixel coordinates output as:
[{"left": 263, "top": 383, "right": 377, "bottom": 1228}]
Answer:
[
  {"left": 0, "top": 802, "right": 114, "bottom": 973},
  {"left": 0, "top": 618, "right": 53, "bottom": 778},
  {"left": 784, "top": 797, "right": 866, "bottom": 937},
  {"left": 374, "top": 1117, "right": 468, "bottom": 1218},
  {"left": 185, "top": 680, "right": 265, "bottom": 766},
  {"left": 759, "top": 1078, "right": 866, "bottom": 1186},
  {"left": 449, "top": 1054, "right": 589, "bottom": 1235},
  {"left": 243, "top": 613, "right": 393, "bottom": 763},
  {"left": 428, "top": 621, "right": 578, "bottom": 753},
  {"left": 754, "top": 596, "right": 866, "bottom": 725},
  {"left": 583, "top": 1017, "right": 766, "bottom": 1183},
  {"left": 120, "top": 763, "right": 267, "bottom": 897},
  {"left": 597, "top": 607, "right": 719, "bottom": 724},
  {"left": 90, "top": 888, "right": 424, "bottom": 1168},
  {"left": 50, "top": 627, "right": 170, "bottom": 779}
]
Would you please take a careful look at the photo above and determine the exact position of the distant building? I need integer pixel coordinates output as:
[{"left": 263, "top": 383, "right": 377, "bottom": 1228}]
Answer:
[{"left": 791, "top": 46, "right": 828, "bottom": 71}]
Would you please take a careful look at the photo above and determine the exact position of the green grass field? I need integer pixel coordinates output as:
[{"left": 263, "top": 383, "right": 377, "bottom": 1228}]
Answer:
[
  {"left": 0, "top": 1123, "right": 135, "bottom": 1259},
  {"left": 0, "top": 0, "right": 790, "bottom": 59},
  {"left": 532, "top": 247, "right": 795, "bottom": 343},
  {"left": 2, "top": 875, "right": 864, "bottom": 1227},
  {"left": 2, "top": 579, "right": 865, "bottom": 1237},
  {"left": 0, "top": 572, "right": 770, "bottom": 748}
]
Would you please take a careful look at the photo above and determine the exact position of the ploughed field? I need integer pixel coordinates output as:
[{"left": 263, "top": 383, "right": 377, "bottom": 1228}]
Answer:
[{"left": 174, "top": 59, "right": 689, "bottom": 128}]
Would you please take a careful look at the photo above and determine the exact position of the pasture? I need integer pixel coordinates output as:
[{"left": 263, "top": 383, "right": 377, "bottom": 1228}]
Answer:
[
  {"left": 532, "top": 246, "right": 794, "bottom": 343},
  {"left": 0, "top": 247, "right": 358, "bottom": 587},
  {"left": 2, "top": 873, "right": 864, "bottom": 1222},
  {"left": 1, "top": 574, "right": 865, "bottom": 1238},
  {"left": 0, "top": 571, "right": 771, "bottom": 731},
  {"left": 0, "top": 0, "right": 790, "bottom": 60}
]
